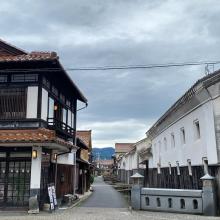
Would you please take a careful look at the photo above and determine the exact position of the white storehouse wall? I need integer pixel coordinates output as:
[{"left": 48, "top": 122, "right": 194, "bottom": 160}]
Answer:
[{"left": 151, "top": 100, "right": 218, "bottom": 168}]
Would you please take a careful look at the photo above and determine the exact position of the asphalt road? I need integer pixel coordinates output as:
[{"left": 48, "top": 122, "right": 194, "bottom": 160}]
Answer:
[{"left": 80, "top": 176, "right": 128, "bottom": 208}]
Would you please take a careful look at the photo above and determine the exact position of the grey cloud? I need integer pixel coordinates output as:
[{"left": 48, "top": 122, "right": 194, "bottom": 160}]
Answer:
[{"left": 1, "top": 0, "right": 220, "bottom": 147}]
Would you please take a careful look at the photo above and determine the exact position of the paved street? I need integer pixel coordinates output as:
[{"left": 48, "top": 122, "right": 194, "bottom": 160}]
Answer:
[
  {"left": 80, "top": 176, "right": 128, "bottom": 208},
  {"left": 0, "top": 177, "right": 219, "bottom": 219}
]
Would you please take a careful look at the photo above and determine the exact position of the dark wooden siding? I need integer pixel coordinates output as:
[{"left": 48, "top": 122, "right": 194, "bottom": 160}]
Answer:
[
  {"left": 56, "top": 164, "right": 73, "bottom": 198},
  {"left": 147, "top": 166, "right": 220, "bottom": 190}
]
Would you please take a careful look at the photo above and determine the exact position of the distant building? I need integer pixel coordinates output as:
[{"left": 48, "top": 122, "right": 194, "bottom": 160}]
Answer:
[
  {"left": 98, "top": 159, "right": 114, "bottom": 169},
  {"left": 117, "top": 138, "right": 152, "bottom": 184},
  {"left": 76, "top": 130, "right": 92, "bottom": 194},
  {"left": 115, "top": 143, "right": 134, "bottom": 159}
]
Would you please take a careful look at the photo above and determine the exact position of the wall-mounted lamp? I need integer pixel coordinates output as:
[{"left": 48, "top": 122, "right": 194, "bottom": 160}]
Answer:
[
  {"left": 32, "top": 150, "right": 38, "bottom": 159},
  {"left": 53, "top": 153, "right": 57, "bottom": 161}
]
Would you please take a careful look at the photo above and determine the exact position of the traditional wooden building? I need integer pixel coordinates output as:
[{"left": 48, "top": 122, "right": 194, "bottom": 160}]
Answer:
[
  {"left": 0, "top": 39, "right": 87, "bottom": 211},
  {"left": 76, "top": 130, "right": 92, "bottom": 194}
]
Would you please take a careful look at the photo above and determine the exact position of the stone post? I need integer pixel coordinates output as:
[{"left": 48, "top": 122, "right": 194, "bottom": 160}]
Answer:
[
  {"left": 201, "top": 174, "right": 217, "bottom": 216},
  {"left": 131, "top": 185, "right": 141, "bottom": 210},
  {"left": 130, "top": 173, "right": 144, "bottom": 210}
]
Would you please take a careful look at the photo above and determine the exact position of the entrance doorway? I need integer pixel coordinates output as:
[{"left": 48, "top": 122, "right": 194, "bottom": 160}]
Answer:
[{"left": 0, "top": 149, "right": 31, "bottom": 208}]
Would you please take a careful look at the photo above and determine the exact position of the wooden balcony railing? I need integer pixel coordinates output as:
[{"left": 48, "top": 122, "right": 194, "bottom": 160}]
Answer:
[{"left": 47, "top": 117, "right": 75, "bottom": 138}]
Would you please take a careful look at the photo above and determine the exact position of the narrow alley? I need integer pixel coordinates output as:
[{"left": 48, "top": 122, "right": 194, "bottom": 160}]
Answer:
[{"left": 80, "top": 176, "right": 127, "bottom": 208}]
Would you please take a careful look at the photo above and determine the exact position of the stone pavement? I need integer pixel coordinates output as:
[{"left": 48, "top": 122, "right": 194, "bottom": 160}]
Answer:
[{"left": 0, "top": 207, "right": 219, "bottom": 220}]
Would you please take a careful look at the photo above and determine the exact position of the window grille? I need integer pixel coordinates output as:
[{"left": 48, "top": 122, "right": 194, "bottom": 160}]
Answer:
[{"left": 0, "top": 88, "right": 27, "bottom": 119}]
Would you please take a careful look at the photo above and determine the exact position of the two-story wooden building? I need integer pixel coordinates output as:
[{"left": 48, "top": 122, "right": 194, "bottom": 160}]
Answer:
[{"left": 0, "top": 39, "right": 87, "bottom": 211}]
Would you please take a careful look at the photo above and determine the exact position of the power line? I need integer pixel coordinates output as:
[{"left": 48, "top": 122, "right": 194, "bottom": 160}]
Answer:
[
  {"left": 65, "top": 60, "right": 220, "bottom": 71},
  {"left": 0, "top": 60, "right": 220, "bottom": 72}
]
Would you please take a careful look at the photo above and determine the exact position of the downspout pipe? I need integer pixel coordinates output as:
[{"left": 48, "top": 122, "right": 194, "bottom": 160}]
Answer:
[{"left": 73, "top": 101, "right": 88, "bottom": 195}]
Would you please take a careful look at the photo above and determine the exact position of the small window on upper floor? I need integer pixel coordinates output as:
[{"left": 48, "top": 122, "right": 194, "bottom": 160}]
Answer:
[
  {"left": 164, "top": 137, "right": 167, "bottom": 151},
  {"left": 180, "top": 127, "right": 186, "bottom": 145},
  {"left": 171, "top": 133, "right": 175, "bottom": 148},
  {"left": 194, "top": 120, "right": 200, "bottom": 140}
]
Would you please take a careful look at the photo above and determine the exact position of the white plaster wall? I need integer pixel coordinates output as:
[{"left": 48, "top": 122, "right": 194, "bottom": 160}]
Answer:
[
  {"left": 125, "top": 155, "right": 130, "bottom": 171},
  {"left": 26, "top": 86, "right": 38, "bottom": 118},
  {"left": 30, "top": 146, "right": 42, "bottom": 189},
  {"left": 41, "top": 88, "right": 48, "bottom": 121},
  {"left": 131, "top": 151, "right": 138, "bottom": 170},
  {"left": 151, "top": 101, "right": 217, "bottom": 168}
]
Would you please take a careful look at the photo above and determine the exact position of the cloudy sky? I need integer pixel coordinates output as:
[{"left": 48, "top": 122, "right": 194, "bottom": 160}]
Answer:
[{"left": 2, "top": 0, "right": 220, "bottom": 148}]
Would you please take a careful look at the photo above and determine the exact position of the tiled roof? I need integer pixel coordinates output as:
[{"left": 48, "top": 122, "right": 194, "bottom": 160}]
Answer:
[
  {"left": 115, "top": 143, "right": 134, "bottom": 153},
  {"left": 76, "top": 130, "right": 92, "bottom": 150},
  {"left": 0, "top": 128, "right": 73, "bottom": 148},
  {"left": 0, "top": 51, "right": 58, "bottom": 63}
]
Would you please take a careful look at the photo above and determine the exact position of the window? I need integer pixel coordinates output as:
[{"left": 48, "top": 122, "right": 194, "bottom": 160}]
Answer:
[
  {"left": 180, "top": 199, "right": 185, "bottom": 209},
  {"left": 67, "top": 110, "right": 71, "bottom": 127},
  {"left": 62, "top": 108, "right": 67, "bottom": 124},
  {"left": 168, "top": 163, "right": 172, "bottom": 175},
  {"left": 171, "top": 133, "right": 175, "bottom": 148},
  {"left": 156, "top": 198, "right": 161, "bottom": 207},
  {"left": 164, "top": 137, "right": 167, "bottom": 151},
  {"left": 168, "top": 198, "right": 172, "bottom": 208},
  {"left": 145, "top": 197, "right": 150, "bottom": 206},
  {"left": 203, "top": 158, "right": 208, "bottom": 174},
  {"left": 0, "top": 75, "right": 7, "bottom": 82},
  {"left": 48, "top": 97, "right": 54, "bottom": 119},
  {"left": 193, "top": 200, "right": 198, "bottom": 209},
  {"left": 176, "top": 161, "right": 180, "bottom": 175},
  {"left": 11, "top": 74, "right": 38, "bottom": 82},
  {"left": 187, "top": 159, "right": 192, "bottom": 176},
  {"left": 180, "top": 127, "right": 186, "bottom": 145},
  {"left": 0, "top": 88, "right": 27, "bottom": 119},
  {"left": 194, "top": 120, "right": 200, "bottom": 139}
]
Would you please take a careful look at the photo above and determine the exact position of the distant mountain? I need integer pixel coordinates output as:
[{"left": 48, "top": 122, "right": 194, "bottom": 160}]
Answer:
[{"left": 92, "top": 147, "right": 115, "bottom": 160}]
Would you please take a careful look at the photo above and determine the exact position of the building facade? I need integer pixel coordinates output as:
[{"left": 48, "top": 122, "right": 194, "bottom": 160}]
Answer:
[
  {"left": 146, "top": 70, "right": 220, "bottom": 197},
  {"left": 0, "top": 39, "right": 87, "bottom": 211}
]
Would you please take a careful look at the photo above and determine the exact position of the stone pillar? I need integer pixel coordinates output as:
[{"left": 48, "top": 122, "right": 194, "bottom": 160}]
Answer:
[
  {"left": 28, "top": 146, "right": 42, "bottom": 214},
  {"left": 131, "top": 185, "right": 141, "bottom": 210},
  {"left": 201, "top": 174, "right": 217, "bottom": 216}
]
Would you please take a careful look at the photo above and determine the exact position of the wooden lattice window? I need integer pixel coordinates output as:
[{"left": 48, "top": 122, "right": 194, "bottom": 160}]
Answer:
[{"left": 0, "top": 88, "right": 27, "bottom": 119}]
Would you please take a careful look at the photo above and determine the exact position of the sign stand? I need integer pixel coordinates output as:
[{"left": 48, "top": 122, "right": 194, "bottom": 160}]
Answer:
[{"left": 48, "top": 183, "right": 58, "bottom": 212}]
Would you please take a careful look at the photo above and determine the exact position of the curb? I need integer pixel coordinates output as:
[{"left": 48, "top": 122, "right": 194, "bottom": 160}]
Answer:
[{"left": 69, "top": 191, "right": 93, "bottom": 208}]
